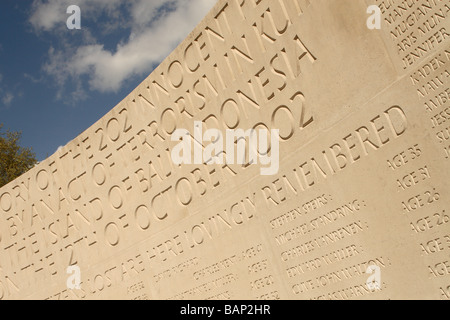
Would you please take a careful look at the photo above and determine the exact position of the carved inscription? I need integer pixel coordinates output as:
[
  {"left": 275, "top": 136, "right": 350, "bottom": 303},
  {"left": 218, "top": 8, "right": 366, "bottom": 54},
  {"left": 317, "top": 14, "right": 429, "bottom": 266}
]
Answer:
[{"left": 0, "top": 0, "right": 448, "bottom": 299}]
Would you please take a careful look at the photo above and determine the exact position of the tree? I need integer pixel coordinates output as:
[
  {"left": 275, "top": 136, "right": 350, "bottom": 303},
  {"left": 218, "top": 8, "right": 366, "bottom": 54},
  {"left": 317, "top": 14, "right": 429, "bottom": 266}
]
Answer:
[{"left": 0, "top": 124, "right": 38, "bottom": 188}]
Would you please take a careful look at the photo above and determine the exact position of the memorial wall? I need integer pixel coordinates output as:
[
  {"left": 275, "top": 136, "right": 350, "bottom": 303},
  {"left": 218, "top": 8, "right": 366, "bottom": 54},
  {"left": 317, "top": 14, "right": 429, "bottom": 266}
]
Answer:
[{"left": 0, "top": 0, "right": 449, "bottom": 300}]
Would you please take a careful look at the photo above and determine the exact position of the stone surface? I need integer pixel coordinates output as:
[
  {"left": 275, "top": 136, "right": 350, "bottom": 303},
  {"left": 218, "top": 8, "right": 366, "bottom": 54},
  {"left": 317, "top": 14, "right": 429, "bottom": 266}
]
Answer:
[{"left": 0, "top": 0, "right": 449, "bottom": 300}]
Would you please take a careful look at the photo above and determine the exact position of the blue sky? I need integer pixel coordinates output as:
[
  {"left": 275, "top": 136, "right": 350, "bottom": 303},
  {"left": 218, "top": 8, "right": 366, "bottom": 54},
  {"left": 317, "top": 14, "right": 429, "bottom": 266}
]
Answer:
[{"left": 0, "top": 0, "right": 216, "bottom": 160}]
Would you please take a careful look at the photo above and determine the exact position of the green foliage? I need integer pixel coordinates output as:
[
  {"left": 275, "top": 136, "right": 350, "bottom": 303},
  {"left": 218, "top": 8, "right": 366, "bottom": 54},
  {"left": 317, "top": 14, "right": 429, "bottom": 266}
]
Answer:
[{"left": 0, "top": 124, "right": 38, "bottom": 188}]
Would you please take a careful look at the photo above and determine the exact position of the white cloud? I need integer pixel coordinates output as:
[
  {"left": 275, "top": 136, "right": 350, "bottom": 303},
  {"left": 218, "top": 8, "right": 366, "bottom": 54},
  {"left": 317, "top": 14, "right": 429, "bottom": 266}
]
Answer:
[
  {"left": 2, "top": 93, "right": 14, "bottom": 106},
  {"left": 29, "top": 0, "right": 124, "bottom": 31},
  {"left": 131, "top": 0, "right": 170, "bottom": 31},
  {"left": 29, "top": 0, "right": 67, "bottom": 31},
  {"left": 32, "top": 0, "right": 217, "bottom": 95}
]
